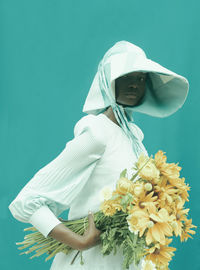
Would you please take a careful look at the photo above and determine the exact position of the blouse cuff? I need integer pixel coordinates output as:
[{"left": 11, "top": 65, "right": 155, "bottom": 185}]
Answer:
[{"left": 29, "top": 205, "right": 62, "bottom": 238}]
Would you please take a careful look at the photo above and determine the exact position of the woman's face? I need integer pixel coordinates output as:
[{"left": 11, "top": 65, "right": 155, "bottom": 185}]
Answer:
[{"left": 115, "top": 72, "right": 147, "bottom": 107}]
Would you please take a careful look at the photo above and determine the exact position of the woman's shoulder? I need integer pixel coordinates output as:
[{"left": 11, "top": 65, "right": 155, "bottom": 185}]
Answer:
[
  {"left": 73, "top": 114, "right": 112, "bottom": 145},
  {"left": 74, "top": 114, "right": 106, "bottom": 130}
]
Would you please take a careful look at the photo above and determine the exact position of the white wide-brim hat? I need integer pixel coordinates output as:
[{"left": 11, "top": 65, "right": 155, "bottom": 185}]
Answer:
[{"left": 83, "top": 41, "right": 189, "bottom": 119}]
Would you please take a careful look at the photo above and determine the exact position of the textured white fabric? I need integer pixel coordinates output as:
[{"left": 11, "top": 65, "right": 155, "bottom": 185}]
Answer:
[
  {"left": 9, "top": 113, "right": 148, "bottom": 269},
  {"left": 9, "top": 114, "right": 107, "bottom": 237},
  {"left": 29, "top": 205, "right": 61, "bottom": 237},
  {"left": 50, "top": 246, "right": 145, "bottom": 270}
]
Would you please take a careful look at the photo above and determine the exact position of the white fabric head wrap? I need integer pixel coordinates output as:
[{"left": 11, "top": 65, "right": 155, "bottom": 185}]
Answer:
[{"left": 82, "top": 41, "right": 189, "bottom": 157}]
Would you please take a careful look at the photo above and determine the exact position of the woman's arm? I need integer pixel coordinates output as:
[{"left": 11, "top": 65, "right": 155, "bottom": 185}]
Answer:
[
  {"left": 48, "top": 212, "right": 101, "bottom": 251},
  {"left": 9, "top": 115, "right": 106, "bottom": 240}
]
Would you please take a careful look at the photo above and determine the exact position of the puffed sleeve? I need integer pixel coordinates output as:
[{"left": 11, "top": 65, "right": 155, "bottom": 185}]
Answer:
[{"left": 8, "top": 115, "right": 106, "bottom": 238}]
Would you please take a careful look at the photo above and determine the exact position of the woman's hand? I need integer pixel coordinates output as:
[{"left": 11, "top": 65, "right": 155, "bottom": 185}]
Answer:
[
  {"left": 49, "top": 212, "right": 101, "bottom": 251},
  {"left": 81, "top": 211, "right": 101, "bottom": 250}
]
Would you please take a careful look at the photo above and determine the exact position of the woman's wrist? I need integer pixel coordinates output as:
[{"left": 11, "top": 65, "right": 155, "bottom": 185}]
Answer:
[
  {"left": 69, "top": 233, "right": 99, "bottom": 251},
  {"left": 77, "top": 234, "right": 90, "bottom": 250},
  {"left": 48, "top": 224, "right": 85, "bottom": 251}
]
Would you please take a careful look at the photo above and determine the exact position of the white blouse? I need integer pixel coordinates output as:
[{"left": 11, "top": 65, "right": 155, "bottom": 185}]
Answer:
[{"left": 9, "top": 113, "right": 148, "bottom": 270}]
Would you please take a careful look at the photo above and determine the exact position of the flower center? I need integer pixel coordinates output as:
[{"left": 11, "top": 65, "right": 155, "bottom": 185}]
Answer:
[
  {"left": 139, "top": 202, "right": 145, "bottom": 209},
  {"left": 153, "top": 191, "right": 159, "bottom": 198},
  {"left": 154, "top": 248, "right": 160, "bottom": 255}
]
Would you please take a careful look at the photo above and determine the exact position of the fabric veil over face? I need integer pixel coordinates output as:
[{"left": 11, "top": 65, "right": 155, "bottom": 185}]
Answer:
[{"left": 82, "top": 41, "right": 189, "bottom": 157}]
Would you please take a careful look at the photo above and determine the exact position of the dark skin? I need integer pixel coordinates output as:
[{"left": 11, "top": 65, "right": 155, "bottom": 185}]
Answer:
[
  {"left": 48, "top": 212, "right": 100, "bottom": 251},
  {"left": 103, "top": 72, "right": 147, "bottom": 126},
  {"left": 48, "top": 72, "right": 147, "bottom": 251}
]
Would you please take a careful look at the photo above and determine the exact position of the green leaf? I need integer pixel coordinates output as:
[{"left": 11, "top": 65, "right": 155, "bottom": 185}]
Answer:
[
  {"left": 120, "top": 169, "right": 127, "bottom": 178},
  {"left": 102, "top": 243, "right": 110, "bottom": 255},
  {"left": 120, "top": 193, "right": 134, "bottom": 210}
]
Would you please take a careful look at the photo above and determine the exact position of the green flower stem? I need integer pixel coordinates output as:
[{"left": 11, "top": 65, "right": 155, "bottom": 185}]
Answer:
[
  {"left": 130, "top": 155, "right": 152, "bottom": 181},
  {"left": 24, "top": 227, "right": 37, "bottom": 231},
  {"left": 17, "top": 210, "right": 139, "bottom": 263},
  {"left": 45, "top": 244, "right": 70, "bottom": 261}
]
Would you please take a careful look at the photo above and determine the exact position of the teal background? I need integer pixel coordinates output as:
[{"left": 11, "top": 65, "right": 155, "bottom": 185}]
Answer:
[{"left": 1, "top": 0, "right": 199, "bottom": 269}]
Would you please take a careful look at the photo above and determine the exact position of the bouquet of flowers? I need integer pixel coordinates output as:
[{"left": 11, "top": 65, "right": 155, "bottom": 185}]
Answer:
[{"left": 16, "top": 150, "right": 197, "bottom": 270}]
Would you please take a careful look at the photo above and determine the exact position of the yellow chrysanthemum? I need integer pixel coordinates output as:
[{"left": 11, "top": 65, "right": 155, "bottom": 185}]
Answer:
[
  {"left": 116, "top": 177, "right": 134, "bottom": 195},
  {"left": 161, "top": 163, "right": 181, "bottom": 179},
  {"left": 137, "top": 152, "right": 149, "bottom": 168},
  {"left": 144, "top": 238, "right": 176, "bottom": 268},
  {"left": 130, "top": 190, "right": 158, "bottom": 214},
  {"left": 100, "top": 200, "right": 116, "bottom": 216},
  {"left": 127, "top": 204, "right": 173, "bottom": 245},
  {"left": 154, "top": 150, "right": 182, "bottom": 180},
  {"left": 154, "top": 150, "right": 167, "bottom": 169},
  {"left": 180, "top": 218, "right": 197, "bottom": 242},
  {"left": 127, "top": 209, "right": 149, "bottom": 236},
  {"left": 167, "top": 177, "right": 190, "bottom": 202},
  {"left": 169, "top": 200, "right": 189, "bottom": 237},
  {"left": 112, "top": 197, "right": 123, "bottom": 212},
  {"left": 132, "top": 182, "right": 145, "bottom": 197},
  {"left": 137, "top": 154, "right": 160, "bottom": 181},
  {"left": 153, "top": 176, "right": 179, "bottom": 208},
  {"left": 145, "top": 206, "right": 174, "bottom": 245}
]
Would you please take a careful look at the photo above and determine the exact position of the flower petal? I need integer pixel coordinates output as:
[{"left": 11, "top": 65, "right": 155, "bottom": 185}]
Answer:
[
  {"left": 149, "top": 213, "right": 163, "bottom": 223},
  {"left": 146, "top": 230, "right": 153, "bottom": 245},
  {"left": 151, "top": 226, "right": 161, "bottom": 242}
]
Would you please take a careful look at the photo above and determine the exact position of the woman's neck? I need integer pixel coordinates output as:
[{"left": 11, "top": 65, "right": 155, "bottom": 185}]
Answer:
[{"left": 102, "top": 107, "right": 121, "bottom": 127}]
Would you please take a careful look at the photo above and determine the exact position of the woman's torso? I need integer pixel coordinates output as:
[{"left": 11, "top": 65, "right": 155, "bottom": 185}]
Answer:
[
  {"left": 51, "top": 113, "right": 147, "bottom": 270},
  {"left": 68, "top": 113, "right": 141, "bottom": 220}
]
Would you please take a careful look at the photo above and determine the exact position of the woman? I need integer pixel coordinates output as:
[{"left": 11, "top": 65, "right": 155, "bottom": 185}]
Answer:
[{"left": 9, "top": 41, "right": 189, "bottom": 269}]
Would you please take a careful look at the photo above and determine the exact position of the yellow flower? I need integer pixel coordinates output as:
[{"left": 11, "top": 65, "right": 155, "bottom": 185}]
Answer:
[
  {"left": 127, "top": 209, "right": 149, "bottom": 236},
  {"left": 145, "top": 206, "right": 174, "bottom": 245},
  {"left": 112, "top": 197, "right": 123, "bottom": 212},
  {"left": 141, "top": 259, "right": 156, "bottom": 270},
  {"left": 168, "top": 177, "right": 190, "bottom": 202},
  {"left": 154, "top": 150, "right": 167, "bottom": 169},
  {"left": 127, "top": 204, "right": 173, "bottom": 245},
  {"left": 180, "top": 218, "right": 197, "bottom": 242},
  {"left": 137, "top": 152, "right": 149, "bottom": 167},
  {"left": 144, "top": 238, "right": 176, "bottom": 268},
  {"left": 137, "top": 153, "right": 160, "bottom": 181},
  {"left": 127, "top": 214, "right": 140, "bottom": 234},
  {"left": 133, "top": 182, "right": 145, "bottom": 197},
  {"left": 169, "top": 200, "right": 189, "bottom": 237},
  {"left": 162, "top": 163, "right": 181, "bottom": 179},
  {"left": 154, "top": 150, "right": 182, "bottom": 179},
  {"left": 131, "top": 190, "right": 158, "bottom": 214},
  {"left": 116, "top": 177, "right": 134, "bottom": 195},
  {"left": 100, "top": 200, "right": 116, "bottom": 216},
  {"left": 154, "top": 176, "right": 178, "bottom": 208}
]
